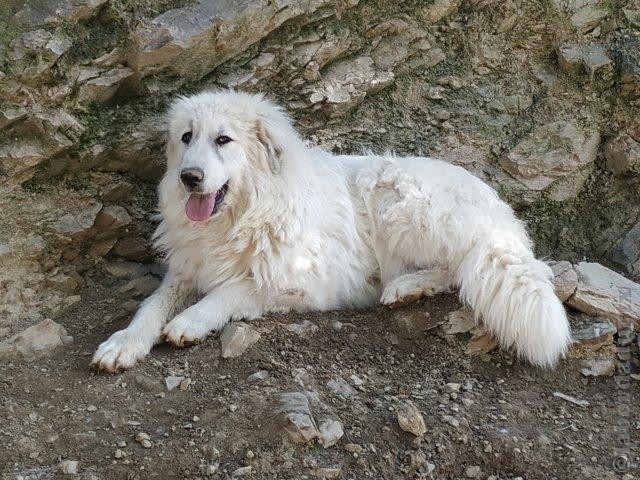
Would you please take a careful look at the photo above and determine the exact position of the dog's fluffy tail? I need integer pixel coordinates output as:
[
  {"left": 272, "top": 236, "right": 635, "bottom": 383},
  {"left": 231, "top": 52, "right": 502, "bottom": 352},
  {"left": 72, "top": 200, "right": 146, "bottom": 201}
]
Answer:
[{"left": 456, "top": 233, "right": 571, "bottom": 367}]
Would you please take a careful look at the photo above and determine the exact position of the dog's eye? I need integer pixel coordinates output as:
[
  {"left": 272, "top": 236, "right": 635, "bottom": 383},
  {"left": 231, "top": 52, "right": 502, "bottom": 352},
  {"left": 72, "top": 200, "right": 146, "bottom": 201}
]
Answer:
[
  {"left": 181, "top": 131, "right": 192, "bottom": 144},
  {"left": 215, "top": 135, "right": 232, "bottom": 146}
]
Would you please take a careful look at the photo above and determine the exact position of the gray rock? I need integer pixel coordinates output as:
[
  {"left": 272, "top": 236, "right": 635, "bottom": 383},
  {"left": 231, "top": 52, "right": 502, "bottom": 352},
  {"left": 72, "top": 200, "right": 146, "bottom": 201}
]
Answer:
[
  {"left": 0, "top": 109, "right": 83, "bottom": 184},
  {"left": 59, "top": 460, "right": 79, "bottom": 475},
  {"left": 77, "top": 67, "right": 136, "bottom": 104},
  {"left": 135, "top": 432, "right": 152, "bottom": 448},
  {"left": 13, "top": 0, "right": 109, "bottom": 28},
  {"left": 0, "top": 244, "right": 13, "bottom": 258},
  {"left": 304, "top": 56, "right": 395, "bottom": 118},
  {"left": 442, "top": 308, "right": 475, "bottom": 335},
  {"left": 130, "top": 374, "right": 164, "bottom": 393},
  {"left": 0, "top": 105, "right": 28, "bottom": 130},
  {"left": 556, "top": 43, "right": 583, "bottom": 73},
  {"left": 232, "top": 466, "right": 252, "bottom": 476},
  {"left": 165, "top": 376, "right": 185, "bottom": 391},
  {"left": 117, "top": 275, "right": 161, "bottom": 298},
  {"left": 557, "top": 43, "right": 613, "bottom": 80},
  {"left": 581, "top": 358, "right": 615, "bottom": 377},
  {"left": 0, "top": 319, "right": 72, "bottom": 361},
  {"left": 317, "top": 419, "right": 344, "bottom": 448},
  {"left": 8, "top": 29, "right": 72, "bottom": 77},
  {"left": 551, "top": 261, "right": 578, "bottom": 302},
  {"left": 247, "top": 370, "right": 270, "bottom": 382},
  {"left": 465, "top": 466, "right": 481, "bottom": 478},
  {"left": 500, "top": 121, "right": 599, "bottom": 196},
  {"left": 286, "top": 319, "right": 318, "bottom": 336},
  {"left": 277, "top": 392, "right": 319, "bottom": 444},
  {"left": 52, "top": 203, "right": 102, "bottom": 242},
  {"left": 604, "top": 133, "right": 640, "bottom": 176},
  {"left": 220, "top": 322, "right": 261, "bottom": 358},
  {"left": 571, "top": 316, "right": 617, "bottom": 350},
  {"left": 612, "top": 222, "right": 640, "bottom": 276},
  {"left": 326, "top": 377, "right": 357, "bottom": 397},
  {"left": 103, "top": 261, "right": 150, "bottom": 280},
  {"left": 94, "top": 205, "right": 132, "bottom": 230},
  {"left": 465, "top": 328, "right": 498, "bottom": 356},
  {"left": 567, "top": 262, "right": 640, "bottom": 328},
  {"left": 570, "top": 5, "right": 607, "bottom": 33},
  {"left": 444, "top": 383, "right": 462, "bottom": 394},
  {"left": 397, "top": 400, "right": 427, "bottom": 436},
  {"left": 422, "top": 0, "right": 461, "bottom": 23},
  {"left": 46, "top": 271, "right": 80, "bottom": 294},
  {"left": 313, "top": 467, "right": 342, "bottom": 479}
]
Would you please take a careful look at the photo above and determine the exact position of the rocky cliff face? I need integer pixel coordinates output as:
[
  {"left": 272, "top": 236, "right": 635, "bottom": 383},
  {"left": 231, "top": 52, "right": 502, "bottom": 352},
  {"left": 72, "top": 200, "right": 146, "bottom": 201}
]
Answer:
[{"left": 1, "top": 0, "right": 639, "bottom": 337}]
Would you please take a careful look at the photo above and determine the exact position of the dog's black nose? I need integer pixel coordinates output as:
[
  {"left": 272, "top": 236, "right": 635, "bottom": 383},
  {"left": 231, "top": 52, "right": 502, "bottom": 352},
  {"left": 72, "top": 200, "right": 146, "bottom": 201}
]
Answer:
[{"left": 180, "top": 168, "right": 204, "bottom": 189}]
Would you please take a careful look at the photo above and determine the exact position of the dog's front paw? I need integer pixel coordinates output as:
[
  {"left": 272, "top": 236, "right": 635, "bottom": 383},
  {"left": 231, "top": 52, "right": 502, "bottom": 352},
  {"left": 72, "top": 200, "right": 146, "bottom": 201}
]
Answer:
[
  {"left": 380, "top": 283, "right": 425, "bottom": 307},
  {"left": 162, "top": 313, "right": 210, "bottom": 347},
  {"left": 92, "top": 330, "right": 150, "bottom": 373}
]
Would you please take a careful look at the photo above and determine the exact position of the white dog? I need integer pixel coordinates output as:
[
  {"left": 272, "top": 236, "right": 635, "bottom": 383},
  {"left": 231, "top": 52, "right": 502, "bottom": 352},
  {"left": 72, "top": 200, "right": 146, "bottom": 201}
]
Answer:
[{"left": 92, "top": 90, "right": 571, "bottom": 372}]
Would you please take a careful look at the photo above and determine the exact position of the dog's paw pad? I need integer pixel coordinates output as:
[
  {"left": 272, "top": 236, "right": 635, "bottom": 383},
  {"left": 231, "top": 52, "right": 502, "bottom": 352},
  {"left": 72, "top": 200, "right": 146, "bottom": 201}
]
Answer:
[
  {"left": 162, "top": 315, "right": 208, "bottom": 347},
  {"left": 380, "top": 287, "right": 424, "bottom": 307},
  {"left": 380, "top": 280, "right": 437, "bottom": 307},
  {"left": 92, "top": 330, "right": 148, "bottom": 372}
]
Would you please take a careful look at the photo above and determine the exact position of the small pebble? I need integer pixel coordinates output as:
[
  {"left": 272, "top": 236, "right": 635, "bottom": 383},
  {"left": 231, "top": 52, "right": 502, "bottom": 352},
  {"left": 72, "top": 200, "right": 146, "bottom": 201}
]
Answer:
[
  {"left": 232, "top": 466, "right": 252, "bottom": 476},
  {"left": 465, "top": 465, "right": 481, "bottom": 478},
  {"left": 59, "top": 460, "right": 79, "bottom": 475},
  {"left": 136, "top": 432, "right": 152, "bottom": 448}
]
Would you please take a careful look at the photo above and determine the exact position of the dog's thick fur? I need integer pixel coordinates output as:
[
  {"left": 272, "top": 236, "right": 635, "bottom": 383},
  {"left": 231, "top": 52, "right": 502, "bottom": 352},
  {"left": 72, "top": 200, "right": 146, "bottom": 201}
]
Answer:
[{"left": 93, "top": 90, "right": 571, "bottom": 372}]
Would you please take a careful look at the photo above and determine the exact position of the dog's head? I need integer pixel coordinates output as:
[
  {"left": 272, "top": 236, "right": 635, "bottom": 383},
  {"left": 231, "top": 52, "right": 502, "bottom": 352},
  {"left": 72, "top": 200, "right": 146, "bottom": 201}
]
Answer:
[{"left": 164, "top": 90, "right": 295, "bottom": 222}]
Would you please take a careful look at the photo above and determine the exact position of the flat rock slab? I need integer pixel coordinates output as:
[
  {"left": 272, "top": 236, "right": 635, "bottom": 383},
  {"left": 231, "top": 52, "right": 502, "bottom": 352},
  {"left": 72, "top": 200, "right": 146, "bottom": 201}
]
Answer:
[
  {"left": 551, "top": 261, "right": 578, "bottom": 302},
  {"left": 567, "top": 262, "right": 640, "bottom": 328},
  {"left": 277, "top": 392, "right": 319, "bottom": 444},
  {"left": 571, "top": 316, "right": 617, "bottom": 350},
  {"left": 581, "top": 358, "right": 615, "bottom": 377},
  {"left": 286, "top": 319, "right": 319, "bottom": 336},
  {"left": 0, "top": 319, "right": 72, "bottom": 361}
]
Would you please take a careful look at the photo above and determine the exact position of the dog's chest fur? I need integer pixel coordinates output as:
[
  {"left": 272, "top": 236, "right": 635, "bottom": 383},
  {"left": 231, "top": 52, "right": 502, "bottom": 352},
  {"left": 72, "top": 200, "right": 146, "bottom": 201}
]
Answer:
[{"left": 155, "top": 168, "right": 381, "bottom": 312}]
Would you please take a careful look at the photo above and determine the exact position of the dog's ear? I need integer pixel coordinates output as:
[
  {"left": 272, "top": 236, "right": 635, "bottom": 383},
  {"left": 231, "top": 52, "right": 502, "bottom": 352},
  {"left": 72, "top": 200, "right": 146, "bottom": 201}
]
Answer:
[{"left": 255, "top": 118, "right": 283, "bottom": 174}]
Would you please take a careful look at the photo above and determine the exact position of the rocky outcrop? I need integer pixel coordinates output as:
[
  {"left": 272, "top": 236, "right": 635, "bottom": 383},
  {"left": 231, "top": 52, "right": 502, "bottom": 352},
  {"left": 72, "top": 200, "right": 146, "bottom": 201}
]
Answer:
[
  {"left": 499, "top": 121, "right": 600, "bottom": 202},
  {"left": 127, "top": 0, "right": 359, "bottom": 81}
]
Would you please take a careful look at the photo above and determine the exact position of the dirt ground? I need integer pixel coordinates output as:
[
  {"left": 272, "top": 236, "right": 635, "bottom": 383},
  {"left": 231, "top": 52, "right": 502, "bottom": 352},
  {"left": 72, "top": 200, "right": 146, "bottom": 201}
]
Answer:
[{"left": 1, "top": 261, "right": 638, "bottom": 480}]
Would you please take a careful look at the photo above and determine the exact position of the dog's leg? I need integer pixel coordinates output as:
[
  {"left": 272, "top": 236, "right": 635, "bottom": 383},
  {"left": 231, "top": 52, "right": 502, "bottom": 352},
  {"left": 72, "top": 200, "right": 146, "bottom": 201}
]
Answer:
[
  {"left": 380, "top": 268, "right": 455, "bottom": 307},
  {"left": 162, "top": 280, "right": 262, "bottom": 347},
  {"left": 92, "top": 276, "right": 187, "bottom": 372}
]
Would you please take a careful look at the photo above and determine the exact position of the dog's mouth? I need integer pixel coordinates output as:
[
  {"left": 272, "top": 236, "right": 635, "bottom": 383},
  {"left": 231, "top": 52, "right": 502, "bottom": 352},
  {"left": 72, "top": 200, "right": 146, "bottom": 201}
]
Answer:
[{"left": 185, "top": 182, "right": 228, "bottom": 222}]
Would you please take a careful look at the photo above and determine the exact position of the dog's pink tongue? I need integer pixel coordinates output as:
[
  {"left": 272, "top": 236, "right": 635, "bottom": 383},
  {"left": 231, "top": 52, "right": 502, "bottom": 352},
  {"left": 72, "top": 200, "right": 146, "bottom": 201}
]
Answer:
[{"left": 185, "top": 193, "right": 215, "bottom": 221}]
